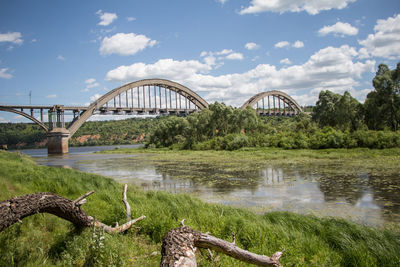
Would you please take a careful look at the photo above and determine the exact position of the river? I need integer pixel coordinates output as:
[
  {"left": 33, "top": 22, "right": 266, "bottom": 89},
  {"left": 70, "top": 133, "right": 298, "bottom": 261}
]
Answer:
[{"left": 18, "top": 145, "right": 400, "bottom": 226}]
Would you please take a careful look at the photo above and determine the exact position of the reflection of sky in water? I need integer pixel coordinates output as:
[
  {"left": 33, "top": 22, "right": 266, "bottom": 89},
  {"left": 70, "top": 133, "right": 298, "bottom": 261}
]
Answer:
[{"left": 23, "top": 146, "right": 400, "bottom": 226}]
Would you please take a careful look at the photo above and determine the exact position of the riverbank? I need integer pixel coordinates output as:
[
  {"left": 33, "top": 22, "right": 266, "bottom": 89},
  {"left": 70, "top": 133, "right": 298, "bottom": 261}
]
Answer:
[{"left": 1, "top": 150, "right": 400, "bottom": 266}]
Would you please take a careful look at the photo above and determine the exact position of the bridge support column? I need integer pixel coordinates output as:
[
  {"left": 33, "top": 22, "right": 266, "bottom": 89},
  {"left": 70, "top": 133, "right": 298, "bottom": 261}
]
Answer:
[{"left": 47, "top": 128, "right": 70, "bottom": 154}]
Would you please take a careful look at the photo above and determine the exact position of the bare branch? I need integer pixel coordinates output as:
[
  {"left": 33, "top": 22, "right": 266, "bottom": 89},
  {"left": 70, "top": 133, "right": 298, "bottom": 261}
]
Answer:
[
  {"left": 73, "top": 190, "right": 94, "bottom": 206},
  {"left": 161, "top": 225, "right": 283, "bottom": 267},
  {"left": 91, "top": 215, "right": 146, "bottom": 234},
  {"left": 122, "top": 184, "right": 131, "bottom": 220},
  {"left": 196, "top": 233, "right": 283, "bottom": 267}
]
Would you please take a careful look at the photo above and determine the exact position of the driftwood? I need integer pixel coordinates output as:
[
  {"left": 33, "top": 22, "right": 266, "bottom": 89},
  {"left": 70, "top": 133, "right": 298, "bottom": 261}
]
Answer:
[
  {"left": 0, "top": 186, "right": 283, "bottom": 266},
  {"left": 0, "top": 186, "right": 145, "bottom": 233},
  {"left": 161, "top": 223, "right": 284, "bottom": 267}
]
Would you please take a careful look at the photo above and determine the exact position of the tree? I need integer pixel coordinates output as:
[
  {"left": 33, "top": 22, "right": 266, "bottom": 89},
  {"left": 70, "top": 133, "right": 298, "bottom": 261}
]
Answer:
[
  {"left": 364, "top": 63, "right": 400, "bottom": 131},
  {"left": 313, "top": 90, "right": 341, "bottom": 127},
  {"left": 313, "top": 90, "right": 362, "bottom": 130}
]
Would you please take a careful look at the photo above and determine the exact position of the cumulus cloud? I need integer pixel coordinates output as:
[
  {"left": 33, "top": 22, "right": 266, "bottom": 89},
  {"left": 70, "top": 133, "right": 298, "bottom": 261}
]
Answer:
[
  {"left": 81, "top": 78, "right": 100, "bottom": 92},
  {"left": 105, "top": 58, "right": 211, "bottom": 82},
  {"left": 46, "top": 94, "right": 57, "bottom": 99},
  {"left": 126, "top": 16, "right": 136, "bottom": 22},
  {"left": 226, "top": 52, "right": 244, "bottom": 60},
  {"left": 0, "top": 32, "right": 23, "bottom": 45},
  {"left": 275, "top": 41, "right": 290, "bottom": 48},
  {"left": 239, "top": 0, "right": 356, "bottom": 15},
  {"left": 245, "top": 42, "right": 260, "bottom": 50},
  {"left": 275, "top": 40, "right": 304, "bottom": 48},
  {"left": 358, "top": 14, "right": 400, "bottom": 60},
  {"left": 105, "top": 45, "right": 375, "bottom": 106},
  {"left": 99, "top": 33, "right": 157, "bottom": 56},
  {"left": 216, "top": 0, "right": 228, "bottom": 4},
  {"left": 57, "top": 55, "right": 66, "bottom": 61},
  {"left": 292, "top": 40, "right": 304, "bottom": 48},
  {"left": 90, "top": 94, "right": 102, "bottom": 103},
  {"left": 96, "top": 10, "right": 118, "bottom": 26},
  {"left": 318, "top": 22, "right": 359, "bottom": 37},
  {"left": 280, "top": 58, "right": 292, "bottom": 65},
  {"left": 200, "top": 49, "right": 243, "bottom": 66},
  {"left": 0, "top": 68, "right": 13, "bottom": 79}
]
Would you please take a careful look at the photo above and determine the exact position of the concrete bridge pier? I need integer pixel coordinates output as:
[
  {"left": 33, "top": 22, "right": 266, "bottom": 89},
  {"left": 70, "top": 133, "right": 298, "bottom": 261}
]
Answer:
[{"left": 47, "top": 128, "right": 70, "bottom": 154}]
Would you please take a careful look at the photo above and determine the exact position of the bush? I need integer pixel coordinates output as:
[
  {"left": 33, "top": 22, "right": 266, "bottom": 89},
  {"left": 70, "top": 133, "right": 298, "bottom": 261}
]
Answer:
[{"left": 225, "top": 134, "right": 249, "bottom": 151}]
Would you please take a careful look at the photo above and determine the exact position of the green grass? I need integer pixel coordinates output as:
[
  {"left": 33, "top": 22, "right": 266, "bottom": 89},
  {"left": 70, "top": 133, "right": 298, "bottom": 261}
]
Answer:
[{"left": 1, "top": 150, "right": 400, "bottom": 266}]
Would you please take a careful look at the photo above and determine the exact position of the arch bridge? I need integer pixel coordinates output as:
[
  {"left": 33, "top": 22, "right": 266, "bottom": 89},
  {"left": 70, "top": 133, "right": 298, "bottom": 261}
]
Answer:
[
  {"left": 241, "top": 90, "right": 303, "bottom": 116},
  {"left": 0, "top": 79, "right": 208, "bottom": 154},
  {"left": 0, "top": 81, "right": 303, "bottom": 154}
]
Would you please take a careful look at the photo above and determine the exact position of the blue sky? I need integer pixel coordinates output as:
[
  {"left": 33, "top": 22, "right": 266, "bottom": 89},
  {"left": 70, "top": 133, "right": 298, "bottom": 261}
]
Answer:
[{"left": 0, "top": 0, "right": 399, "bottom": 123}]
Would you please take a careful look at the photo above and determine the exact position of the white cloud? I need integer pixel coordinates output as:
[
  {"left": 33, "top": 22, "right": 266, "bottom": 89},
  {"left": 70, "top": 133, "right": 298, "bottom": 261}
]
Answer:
[
  {"left": 0, "top": 32, "right": 23, "bottom": 45},
  {"left": 358, "top": 14, "right": 400, "bottom": 60},
  {"left": 200, "top": 49, "right": 243, "bottom": 65},
  {"left": 105, "top": 58, "right": 211, "bottom": 82},
  {"left": 293, "top": 40, "right": 304, "bottom": 48},
  {"left": 90, "top": 94, "right": 102, "bottom": 102},
  {"left": 275, "top": 40, "right": 304, "bottom": 49},
  {"left": 216, "top": 49, "right": 233, "bottom": 55},
  {"left": 85, "top": 78, "right": 96, "bottom": 84},
  {"left": 82, "top": 78, "right": 100, "bottom": 92},
  {"left": 86, "top": 82, "right": 100, "bottom": 89},
  {"left": 57, "top": 55, "right": 66, "bottom": 61},
  {"left": 318, "top": 22, "right": 359, "bottom": 37},
  {"left": 239, "top": 0, "right": 356, "bottom": 15},
  {"left": 280, "top": 58, "right": 292, "bottom": 65},
  {"left": 226, "top": 52, "right": 244, "bottom": 60},
  {"left": 275, "top": 41, "right": 290, "bottom": 48},
  {"left": 0, "top": 68, "right": 13, "bottom": 79},
  {"left": 96, "top": 10, "right": 118, "bottom": 26},
  {"left": 252, "top": 56, "right": 260, "bottom": 62},
  {"left": 46, "top": 94, "right": 57, "bottom": 99},
  {"left": 99, "top": 33, "right": 157, "bottom": 56},
  {"left": 126, "top": 17, "right": 136, "bottom": 22},
  {"left": 245, "top": 42, "right": 260, "bottom": 50},
  {"left": 216, "top": 0, "right": 228, "bottom": 4},
  {"left": 105, "top": 45, "right": 375, "bottom": 106}
]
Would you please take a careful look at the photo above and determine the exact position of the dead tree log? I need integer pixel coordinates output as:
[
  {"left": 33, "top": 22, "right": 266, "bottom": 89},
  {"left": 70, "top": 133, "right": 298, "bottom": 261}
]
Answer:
[
  {"left": 161, "top": 225, "right": 283, "bottom": 267},
  {"left": 0, "top": 191, "right": 145, "bottom": 233}
]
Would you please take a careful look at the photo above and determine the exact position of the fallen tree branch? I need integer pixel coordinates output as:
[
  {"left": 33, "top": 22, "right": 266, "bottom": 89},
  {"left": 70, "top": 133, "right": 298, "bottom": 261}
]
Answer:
[
  {"left": 0, "top": 192, "right": 145, "bottom": 233},
  {"left": 122, "top": 184, "right": 131, "bottom": 220},
  {"left": 73, "top": 190, "right": 94, "bottom": 206},
  {"left": 161, "top": 225, "right": 283, "bottom": 267}
]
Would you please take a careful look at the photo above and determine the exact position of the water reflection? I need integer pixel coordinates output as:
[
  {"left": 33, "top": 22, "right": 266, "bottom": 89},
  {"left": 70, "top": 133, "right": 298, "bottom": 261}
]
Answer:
[{"left": 23, "top": 147, "right": 400, "bottom": 225}]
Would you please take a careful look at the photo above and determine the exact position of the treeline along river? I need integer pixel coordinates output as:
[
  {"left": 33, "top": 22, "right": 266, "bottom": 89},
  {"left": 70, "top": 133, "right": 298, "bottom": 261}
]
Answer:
[{"left": 18, "top": 145, "right": 400, "bottom": 226}]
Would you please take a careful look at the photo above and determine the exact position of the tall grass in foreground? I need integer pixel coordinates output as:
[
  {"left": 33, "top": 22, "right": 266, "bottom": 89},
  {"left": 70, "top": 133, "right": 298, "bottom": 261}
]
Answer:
[{"left": 0, "top": 150, "right": 399, "bottom": 266}]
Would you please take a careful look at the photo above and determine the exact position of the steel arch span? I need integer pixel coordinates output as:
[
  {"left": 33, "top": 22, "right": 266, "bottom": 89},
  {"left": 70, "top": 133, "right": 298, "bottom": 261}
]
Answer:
[
  {"left": 241, "top": 90, "right": 303, "bottom": 116},
  {"left": 67, "top": 79, "right": 209, "bottom": 137},
  {"left": 0, "top": 106, "right": 49, "bottom": 132}
]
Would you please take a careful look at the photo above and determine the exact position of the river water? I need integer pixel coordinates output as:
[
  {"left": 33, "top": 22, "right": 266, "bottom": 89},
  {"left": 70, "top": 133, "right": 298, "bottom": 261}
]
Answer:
[{"left": 18, "top": 145, "right": 400, "bottom": 226}]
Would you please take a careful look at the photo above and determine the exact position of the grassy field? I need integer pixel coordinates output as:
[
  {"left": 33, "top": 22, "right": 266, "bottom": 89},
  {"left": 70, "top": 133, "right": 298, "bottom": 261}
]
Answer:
[{"left": 1, "top": 150, "right": 400, "bottom": 266}]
